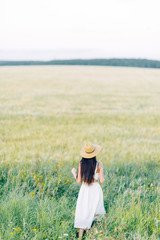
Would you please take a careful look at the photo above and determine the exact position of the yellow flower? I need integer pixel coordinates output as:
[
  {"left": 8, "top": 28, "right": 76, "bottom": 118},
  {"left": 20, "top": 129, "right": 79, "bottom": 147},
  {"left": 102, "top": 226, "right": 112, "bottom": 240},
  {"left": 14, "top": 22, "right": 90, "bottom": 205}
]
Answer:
[
  {"left": 50, "top": 197, "right": 53, "bottom": 199},
  {"left": 10, "top": 232, "right": 14, "bottom": 235},
  {"left": 18, "top": 227, "right": 22, "bottom": 231},
  {"left": 29, "top": 192, "right": 35, "bottom": 198},
  {"left": 32, "top": 228, "right": 37, "bottom": 231}
]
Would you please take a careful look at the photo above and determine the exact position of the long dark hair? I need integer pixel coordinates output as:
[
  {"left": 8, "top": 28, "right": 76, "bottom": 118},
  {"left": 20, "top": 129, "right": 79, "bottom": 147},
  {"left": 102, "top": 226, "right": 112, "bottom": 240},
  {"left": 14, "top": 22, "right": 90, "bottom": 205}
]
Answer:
[{"left": 80, "top": 156, "right": 97, "bottom": 185}]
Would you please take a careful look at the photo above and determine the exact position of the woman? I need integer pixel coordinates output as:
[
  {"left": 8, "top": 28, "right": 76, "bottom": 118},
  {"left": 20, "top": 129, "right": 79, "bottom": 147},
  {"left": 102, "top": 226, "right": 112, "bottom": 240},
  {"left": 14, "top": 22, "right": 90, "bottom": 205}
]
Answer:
[{"left": 71, "top": 141, "right": 106, "bottom": 239}]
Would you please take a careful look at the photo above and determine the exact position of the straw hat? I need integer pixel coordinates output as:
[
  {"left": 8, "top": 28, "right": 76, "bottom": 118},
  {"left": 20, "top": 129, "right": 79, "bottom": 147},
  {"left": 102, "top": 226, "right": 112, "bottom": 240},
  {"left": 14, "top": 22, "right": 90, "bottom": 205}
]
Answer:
[{"left": 80, "top": 141, "right": 101, "bottom": 159}]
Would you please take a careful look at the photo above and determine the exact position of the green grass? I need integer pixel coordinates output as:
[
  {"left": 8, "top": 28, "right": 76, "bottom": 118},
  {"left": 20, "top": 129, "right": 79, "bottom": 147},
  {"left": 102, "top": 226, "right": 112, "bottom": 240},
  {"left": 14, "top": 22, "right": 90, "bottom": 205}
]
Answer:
[
  {"left": 0, "top": 66, "right": 160, "bottom": 239},
  {"left": 0, "top": 161, "right": 159, "bottom": 239}
]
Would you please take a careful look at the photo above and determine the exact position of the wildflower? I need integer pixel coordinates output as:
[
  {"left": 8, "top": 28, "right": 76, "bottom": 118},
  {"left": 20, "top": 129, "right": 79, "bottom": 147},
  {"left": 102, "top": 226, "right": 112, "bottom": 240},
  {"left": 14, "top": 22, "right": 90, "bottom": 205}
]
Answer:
[
  {"left": 32, "top": 228, "right": 37, "bottom": 231},
  {"left": 29, "top": 192, "right": 35, "bottom": 198},
  {"left": 64, "top": 233, "right": 68, "bottom": 236},
  {"left": 10, "top": 232, "right": 14, "bottom": 235},
  {"left": 20, "top": 170, "right": 27, "bottom": 176},
  {"left": 50, "top": 197, "right": 53, "bottom": 200},
  {"left": 155, "top": 217, "right": 160, "bottom": 223}
]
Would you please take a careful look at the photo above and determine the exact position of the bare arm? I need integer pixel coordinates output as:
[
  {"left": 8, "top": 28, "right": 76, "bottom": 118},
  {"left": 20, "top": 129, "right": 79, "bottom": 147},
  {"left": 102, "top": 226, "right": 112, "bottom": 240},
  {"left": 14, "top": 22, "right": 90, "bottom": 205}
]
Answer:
[
  {"left": 98, "top": 161, "right": 105, "bottom": 184},
  {"left": 71, "top": 162, "right": 82, "bottom": 184},
  {"left": 76, "top": 162, "right": 82, "bottom": 184}
]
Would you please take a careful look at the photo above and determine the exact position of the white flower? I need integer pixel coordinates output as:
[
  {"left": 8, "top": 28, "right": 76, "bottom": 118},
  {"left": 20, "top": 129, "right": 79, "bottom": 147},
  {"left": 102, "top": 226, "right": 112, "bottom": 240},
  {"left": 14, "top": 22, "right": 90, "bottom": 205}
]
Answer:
[{"left": 64, "top": 233, "right": 69, "bottom": 236}]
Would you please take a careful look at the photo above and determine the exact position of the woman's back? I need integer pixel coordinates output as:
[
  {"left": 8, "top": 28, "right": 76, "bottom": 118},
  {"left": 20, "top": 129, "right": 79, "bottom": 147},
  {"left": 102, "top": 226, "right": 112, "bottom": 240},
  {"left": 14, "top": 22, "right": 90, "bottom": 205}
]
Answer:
[
  {"left": 74, "top": 159, "right": 106, "bottom": 230},
  {"left": 72, "top": 141, "right": 106, "bottom": 239}
]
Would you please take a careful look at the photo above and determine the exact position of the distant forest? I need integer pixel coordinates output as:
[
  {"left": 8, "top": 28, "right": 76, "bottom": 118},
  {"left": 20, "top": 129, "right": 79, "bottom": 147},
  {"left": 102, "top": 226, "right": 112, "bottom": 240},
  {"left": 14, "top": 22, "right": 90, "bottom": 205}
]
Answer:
[{"left": 0, "top": 58, "right": 160, "bottom": 68}]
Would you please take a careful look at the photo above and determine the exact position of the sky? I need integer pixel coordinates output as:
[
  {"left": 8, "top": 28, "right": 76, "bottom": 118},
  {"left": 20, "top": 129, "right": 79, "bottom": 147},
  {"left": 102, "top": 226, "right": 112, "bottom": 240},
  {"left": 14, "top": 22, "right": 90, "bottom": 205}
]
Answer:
[{"left": 0, "top": 0, "right": 160, "bottom": 60}]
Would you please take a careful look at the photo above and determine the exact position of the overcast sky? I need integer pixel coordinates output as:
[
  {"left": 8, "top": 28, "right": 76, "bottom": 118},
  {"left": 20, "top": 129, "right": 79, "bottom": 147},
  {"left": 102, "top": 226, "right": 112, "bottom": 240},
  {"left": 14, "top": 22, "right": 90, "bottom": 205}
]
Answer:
[{"left": 0, "top": 0, "right": 160, "bottom": 60}]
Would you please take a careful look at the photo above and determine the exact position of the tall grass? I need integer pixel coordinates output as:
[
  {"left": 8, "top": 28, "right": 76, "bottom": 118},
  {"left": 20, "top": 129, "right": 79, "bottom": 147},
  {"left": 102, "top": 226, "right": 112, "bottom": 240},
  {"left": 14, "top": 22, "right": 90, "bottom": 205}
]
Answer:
[{"left": 0, "top": 161, "right": 159, "bottom": 239}]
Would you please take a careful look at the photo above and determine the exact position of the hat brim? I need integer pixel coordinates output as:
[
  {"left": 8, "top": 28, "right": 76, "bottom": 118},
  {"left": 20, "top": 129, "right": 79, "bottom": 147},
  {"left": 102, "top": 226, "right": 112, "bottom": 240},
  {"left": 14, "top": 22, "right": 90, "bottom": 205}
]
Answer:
[{"left": 80, "top": 144, "right": 101, "bottom": 159}]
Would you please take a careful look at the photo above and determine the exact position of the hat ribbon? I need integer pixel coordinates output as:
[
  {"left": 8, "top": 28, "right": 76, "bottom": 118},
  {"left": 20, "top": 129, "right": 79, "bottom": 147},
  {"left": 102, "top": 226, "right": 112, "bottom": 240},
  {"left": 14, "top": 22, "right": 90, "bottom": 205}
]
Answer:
[{"left": 85, "top": 147, "right": 96, "bottom": 154}]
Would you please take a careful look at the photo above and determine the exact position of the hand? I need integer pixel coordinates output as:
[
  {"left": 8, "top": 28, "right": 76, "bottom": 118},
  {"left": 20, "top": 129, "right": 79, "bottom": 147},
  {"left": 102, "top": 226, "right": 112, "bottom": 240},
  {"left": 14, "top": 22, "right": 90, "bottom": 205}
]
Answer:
[
  {"left": 99, "top": 162, "right": 103, "bottom": 169},
  {"left": 71, "top": 168, "right": 77, "bottom": 175}
]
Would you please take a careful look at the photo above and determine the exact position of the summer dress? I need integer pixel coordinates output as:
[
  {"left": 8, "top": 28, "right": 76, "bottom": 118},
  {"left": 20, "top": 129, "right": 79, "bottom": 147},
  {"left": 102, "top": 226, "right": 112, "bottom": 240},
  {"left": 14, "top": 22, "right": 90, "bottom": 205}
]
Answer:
[{"left": 74, "top": 161, "right": 106, "bottom": 229}]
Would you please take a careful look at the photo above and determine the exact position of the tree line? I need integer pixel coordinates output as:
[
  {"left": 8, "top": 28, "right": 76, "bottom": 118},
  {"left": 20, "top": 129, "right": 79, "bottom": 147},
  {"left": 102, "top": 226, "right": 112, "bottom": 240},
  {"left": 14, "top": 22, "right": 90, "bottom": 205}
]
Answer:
[{"left": 0, "top": 58, "right": 160, "bottom": 68}]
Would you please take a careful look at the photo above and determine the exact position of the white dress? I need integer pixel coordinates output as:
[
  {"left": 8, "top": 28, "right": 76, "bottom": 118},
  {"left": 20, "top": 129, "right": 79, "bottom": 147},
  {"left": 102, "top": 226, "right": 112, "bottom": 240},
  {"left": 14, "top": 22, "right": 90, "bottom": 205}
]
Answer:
[{"left": 74, "top": 162, "right": 106, "bottom": 229}]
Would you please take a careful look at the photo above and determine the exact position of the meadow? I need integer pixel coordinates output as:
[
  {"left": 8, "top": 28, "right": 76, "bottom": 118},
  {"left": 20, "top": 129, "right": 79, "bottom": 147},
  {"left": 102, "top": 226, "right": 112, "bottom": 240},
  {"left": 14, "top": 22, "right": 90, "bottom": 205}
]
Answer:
[{"left": 0, "top": 66, "right": 160, "bottom": 240}]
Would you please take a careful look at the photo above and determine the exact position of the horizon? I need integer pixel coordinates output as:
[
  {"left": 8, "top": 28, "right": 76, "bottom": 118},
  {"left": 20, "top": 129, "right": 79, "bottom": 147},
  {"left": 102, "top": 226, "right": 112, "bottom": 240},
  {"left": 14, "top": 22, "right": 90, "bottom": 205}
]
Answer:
[{"left": 1, "top": 49, "right": 160, "bottom": 61}]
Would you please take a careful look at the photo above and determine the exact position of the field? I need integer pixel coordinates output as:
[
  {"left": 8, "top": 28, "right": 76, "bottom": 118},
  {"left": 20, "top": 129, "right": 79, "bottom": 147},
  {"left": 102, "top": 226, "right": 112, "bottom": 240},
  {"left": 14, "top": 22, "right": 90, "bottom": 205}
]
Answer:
[{"left": 0, "top": 66, "right": 160, "bottom": 240}]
